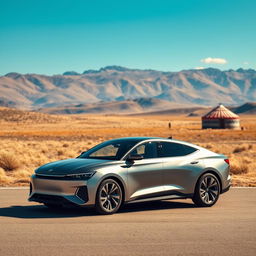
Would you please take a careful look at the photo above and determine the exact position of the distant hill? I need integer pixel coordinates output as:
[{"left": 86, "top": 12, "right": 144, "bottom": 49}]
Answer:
[
  {"left": 0, "top": 107, "right": 65, "bottom": 123},
  {"left": 39, "top": 101, "right": 256, "bottom": 116},
  {"left": 128, "top": 106, "right": 208, "bottom": 116},
  {"left": 0, "top": 102, "right": 254, "bottom": 121},
  {"left": 0, "top": 66, "right": 255, "bottom": 110},
  {"left": 231, "top": 102, "right": 256, "bottom": 114},
  {"left": 130, "top": 102, "right": 256, "bottom": 116},
  {"left": 39, "top": 98, "right": 199, "bottom": 114},
  {"left": 185, "top": 102, "right": 256, "bottom": 117}
]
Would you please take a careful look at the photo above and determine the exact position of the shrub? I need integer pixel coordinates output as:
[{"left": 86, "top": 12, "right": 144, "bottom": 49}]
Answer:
[
  {"left": 243, "top": 157, "right": 252, "bottom": 164},
  {"left": 233, "top": 146, "right": 247, "bottom": 153},
  {"left": 205, "top": 144, "right": 213, "bottom": 149},
  {"left": 0, "top": 153, "right": 20, "bottom": 172},
  {"left": 57, "top": 150, "right": 64, "bottom": 156},
  {"left": 0, "top": 168, "right": 13, "bottom": 185},
  {"left": 230, "top": 160, "right": 249, "bottom": 175}
]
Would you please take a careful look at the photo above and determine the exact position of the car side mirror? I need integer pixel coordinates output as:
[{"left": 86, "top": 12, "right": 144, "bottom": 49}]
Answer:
[{"left": 127, "top": 154, "right": 143, "bottom": 161}]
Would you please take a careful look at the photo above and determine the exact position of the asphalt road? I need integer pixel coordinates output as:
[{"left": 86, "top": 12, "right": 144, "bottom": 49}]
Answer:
[{"left": 0, "top": 188, "right": 255, "bottom": 256}]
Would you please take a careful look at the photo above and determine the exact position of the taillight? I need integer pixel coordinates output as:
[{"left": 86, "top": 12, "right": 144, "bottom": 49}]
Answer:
[{"left": 224, "top": 159, "right": 230, "bottom": 165}]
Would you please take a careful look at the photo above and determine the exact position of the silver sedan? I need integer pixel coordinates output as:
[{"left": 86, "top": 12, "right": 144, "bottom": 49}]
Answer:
[{"left": 29, "top": 137, "right": 231, "bottom": 214}]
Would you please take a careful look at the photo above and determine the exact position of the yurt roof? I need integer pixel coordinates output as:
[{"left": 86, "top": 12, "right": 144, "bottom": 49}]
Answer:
[{"left": 202, "top": 104, "right": 239, "bottom": 120}]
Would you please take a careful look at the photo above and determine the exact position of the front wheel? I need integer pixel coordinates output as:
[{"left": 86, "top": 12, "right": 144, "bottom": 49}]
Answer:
[
  {"left": 192, "top": 173, "right": 220, "bottom": 207},
  {"left": 95, "top": 179, "right": 123, "bottom": 215}
]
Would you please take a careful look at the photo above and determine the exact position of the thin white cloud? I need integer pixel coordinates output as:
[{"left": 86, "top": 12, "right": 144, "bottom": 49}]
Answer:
[
  {"left": 243, "top": 61, "right": 249, "bottom": 65},
  {"left": 201, "top": 57, "right": 227, "bottom": 64},
  {"left": 194, "top": 67, "right": 205, "bottom": 70}
]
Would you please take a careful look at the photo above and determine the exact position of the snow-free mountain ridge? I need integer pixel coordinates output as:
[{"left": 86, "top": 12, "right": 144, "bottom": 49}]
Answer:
[{"left": 0, "top": 66, "right": 255, "bottom": 112}]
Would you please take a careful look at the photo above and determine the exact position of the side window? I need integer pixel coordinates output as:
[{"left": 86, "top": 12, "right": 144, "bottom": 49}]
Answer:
[
  {"left": 158, "top": 142, "right": 197, "bottom": 157},
  {"left": 130, "top": 142, "right": 158, "bottom": 159},
  {"left": 135, "top": 144, "right": 146, "bottom": 155}
]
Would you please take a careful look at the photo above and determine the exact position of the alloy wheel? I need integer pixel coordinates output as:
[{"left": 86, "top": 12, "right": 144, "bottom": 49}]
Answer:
[
  {"left": 199, "top": 175, "right": 219, "bottom": 204},
  {"left": 99, "top": 181, "right": 122, "bottom": 213}
]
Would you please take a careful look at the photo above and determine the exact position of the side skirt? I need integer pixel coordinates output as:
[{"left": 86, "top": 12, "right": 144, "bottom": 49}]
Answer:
[{"left": 126, "top": 193, "right": 193, "bottom": 204}]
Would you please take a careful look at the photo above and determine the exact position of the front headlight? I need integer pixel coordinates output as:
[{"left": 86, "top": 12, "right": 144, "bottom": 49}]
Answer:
[{"left": 65, "top": 171, "right": 96, "bottom": 180}]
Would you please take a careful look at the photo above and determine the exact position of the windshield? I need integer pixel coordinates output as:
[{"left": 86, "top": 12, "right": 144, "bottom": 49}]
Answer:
[{"left": 78, "top": 139, "right": 140, "bottom": 160}]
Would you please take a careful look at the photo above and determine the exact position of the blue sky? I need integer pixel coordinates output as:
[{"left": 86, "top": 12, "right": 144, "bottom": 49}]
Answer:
[{"left": 0, "top": 0, "right": 255, "bottom": 75}]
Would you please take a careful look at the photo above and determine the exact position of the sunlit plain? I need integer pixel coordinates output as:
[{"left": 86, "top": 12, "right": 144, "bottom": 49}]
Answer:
[{"left": 0, "top": 108, "right": 255, "bottom": 187}]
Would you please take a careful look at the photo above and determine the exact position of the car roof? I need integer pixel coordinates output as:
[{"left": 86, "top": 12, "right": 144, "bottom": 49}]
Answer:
[
  {"left": 110, "top": 137, "right": 201, "bottom": 150},
  {"left": 111, "top": 137, "right": 159, "bottom": 141}
]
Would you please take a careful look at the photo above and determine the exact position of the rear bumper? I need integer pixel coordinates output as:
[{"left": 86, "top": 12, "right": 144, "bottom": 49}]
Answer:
[
  {"left": 28, "top": 174, "right": 91, "bottom": 206},
  {"left": 221, "top": 184, "right": 231, "bottom": 194},
  {"left": 221, "top": 174, "right": 231, "bottom": 194}
]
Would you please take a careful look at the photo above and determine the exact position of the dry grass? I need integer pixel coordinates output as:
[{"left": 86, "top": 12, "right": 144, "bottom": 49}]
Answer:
[
  {"left": 233, "top": 145, "right": 248, "bottom": 153},
  {"left": 0, "top": 153, "right": 20, "bottom": 172},
  {"left": 230, "top": 158, "right": 249, "bottom": 175},
  {"left": 0, "top": 111, "right": 255, "bottom": 186},
  {"left": 0, "top": 168, "right": 13, "bottom": 185}
]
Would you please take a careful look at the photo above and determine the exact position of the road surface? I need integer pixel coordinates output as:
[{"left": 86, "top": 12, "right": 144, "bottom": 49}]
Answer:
[{"left": 0, "top": 188, "right": 255, "bottom": 256}]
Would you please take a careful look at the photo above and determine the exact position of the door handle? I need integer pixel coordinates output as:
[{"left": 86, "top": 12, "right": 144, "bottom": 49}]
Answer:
[{"left": 190, "top": 161, "right": 199, "bottom": 164}]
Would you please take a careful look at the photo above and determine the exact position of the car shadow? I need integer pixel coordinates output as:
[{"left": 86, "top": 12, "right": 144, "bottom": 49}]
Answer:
[
  {"left": 0, "top": 201, "right": 195, "bottom": 219},
  {"left": 120, "top": 200, "right": 195, "bottom": 213},
  {"left": 0, "top": 205, "right": 97, "bottom": 219}
]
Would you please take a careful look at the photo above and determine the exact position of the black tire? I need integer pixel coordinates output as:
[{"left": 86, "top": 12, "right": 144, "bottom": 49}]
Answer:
[
  {"left": 95, "top": 179, "right": 123, "bottom": 215},
  {"left": 192, "top": 173, "right": 220, "bottom": 207},
  {"left": 44, "top": 203, "right": 62, "bottom": 209}
]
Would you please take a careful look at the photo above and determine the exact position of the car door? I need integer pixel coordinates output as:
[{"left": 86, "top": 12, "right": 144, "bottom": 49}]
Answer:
[
  {"left": 125, "top": 141, "right": 164, "bottom": 201},
  {"left": 158, "top": 141, "right": 204, "bottom": 195}
]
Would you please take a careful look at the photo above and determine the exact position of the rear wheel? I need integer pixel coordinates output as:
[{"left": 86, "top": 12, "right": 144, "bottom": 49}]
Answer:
[
  {"left": 192, "top": 173, "right": 220, "bottom": 207},
  {"left": 95, "top": 179, "right": 122, "bottom": 215}
]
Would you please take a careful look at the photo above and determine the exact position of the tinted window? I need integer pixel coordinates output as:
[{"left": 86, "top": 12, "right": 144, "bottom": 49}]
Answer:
[
  {"left": 79, "top": 139, "right": 139, "bottom": 160},
  {"left": 89, "top": 144, "right": 119, "bottom": 158},
  {"left": 158, "top": 142, "right": 197, "bottom": 157},
  {"left": 130, "top": 142, "right": 158, "bottom": 159}
]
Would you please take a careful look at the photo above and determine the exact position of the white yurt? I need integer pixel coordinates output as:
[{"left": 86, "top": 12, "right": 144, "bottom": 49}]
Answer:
[{"left": 202, "top": 104, "right": 240, "bottom": 129}]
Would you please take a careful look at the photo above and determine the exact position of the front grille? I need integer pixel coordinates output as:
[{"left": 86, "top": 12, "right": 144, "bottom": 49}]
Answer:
[
  {"left": 76, "top": 186, "right": 88, "bottom": 202},
  {"left": 35, "top": 174, "right": 90, "bottom": 181},
  {"left": 35, "top": 174, "right": 67, "bottom": 180}
]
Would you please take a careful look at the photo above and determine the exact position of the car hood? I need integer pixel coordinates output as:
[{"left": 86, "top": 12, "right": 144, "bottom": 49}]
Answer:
[{"left": 35, "top": 158, "right": 109, "bottom": 176}]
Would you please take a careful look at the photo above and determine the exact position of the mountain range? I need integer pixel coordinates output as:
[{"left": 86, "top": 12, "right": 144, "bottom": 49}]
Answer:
[{"left": 0, "top": 66, "right": 255, "bottom": 113}]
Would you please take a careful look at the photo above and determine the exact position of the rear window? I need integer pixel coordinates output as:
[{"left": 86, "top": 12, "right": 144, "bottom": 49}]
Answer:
[{"left": 158, "top": 142, "right": 197, "bottom": 157}]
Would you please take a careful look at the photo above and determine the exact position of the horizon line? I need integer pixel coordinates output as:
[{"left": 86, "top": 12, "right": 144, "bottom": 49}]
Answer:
[{"left": 1, "top": 66, "right": 256, "bottom": 77}]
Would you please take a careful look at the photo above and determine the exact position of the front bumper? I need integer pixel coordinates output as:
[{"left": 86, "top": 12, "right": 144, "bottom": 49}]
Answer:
[{"left": 28, "top": 174, "right": 91, "bottom": 206}]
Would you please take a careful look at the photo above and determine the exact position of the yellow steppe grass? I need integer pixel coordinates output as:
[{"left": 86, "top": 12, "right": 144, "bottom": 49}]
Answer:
[{"left": 0, "top": 112, "right": 255, "bottom": 186}]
